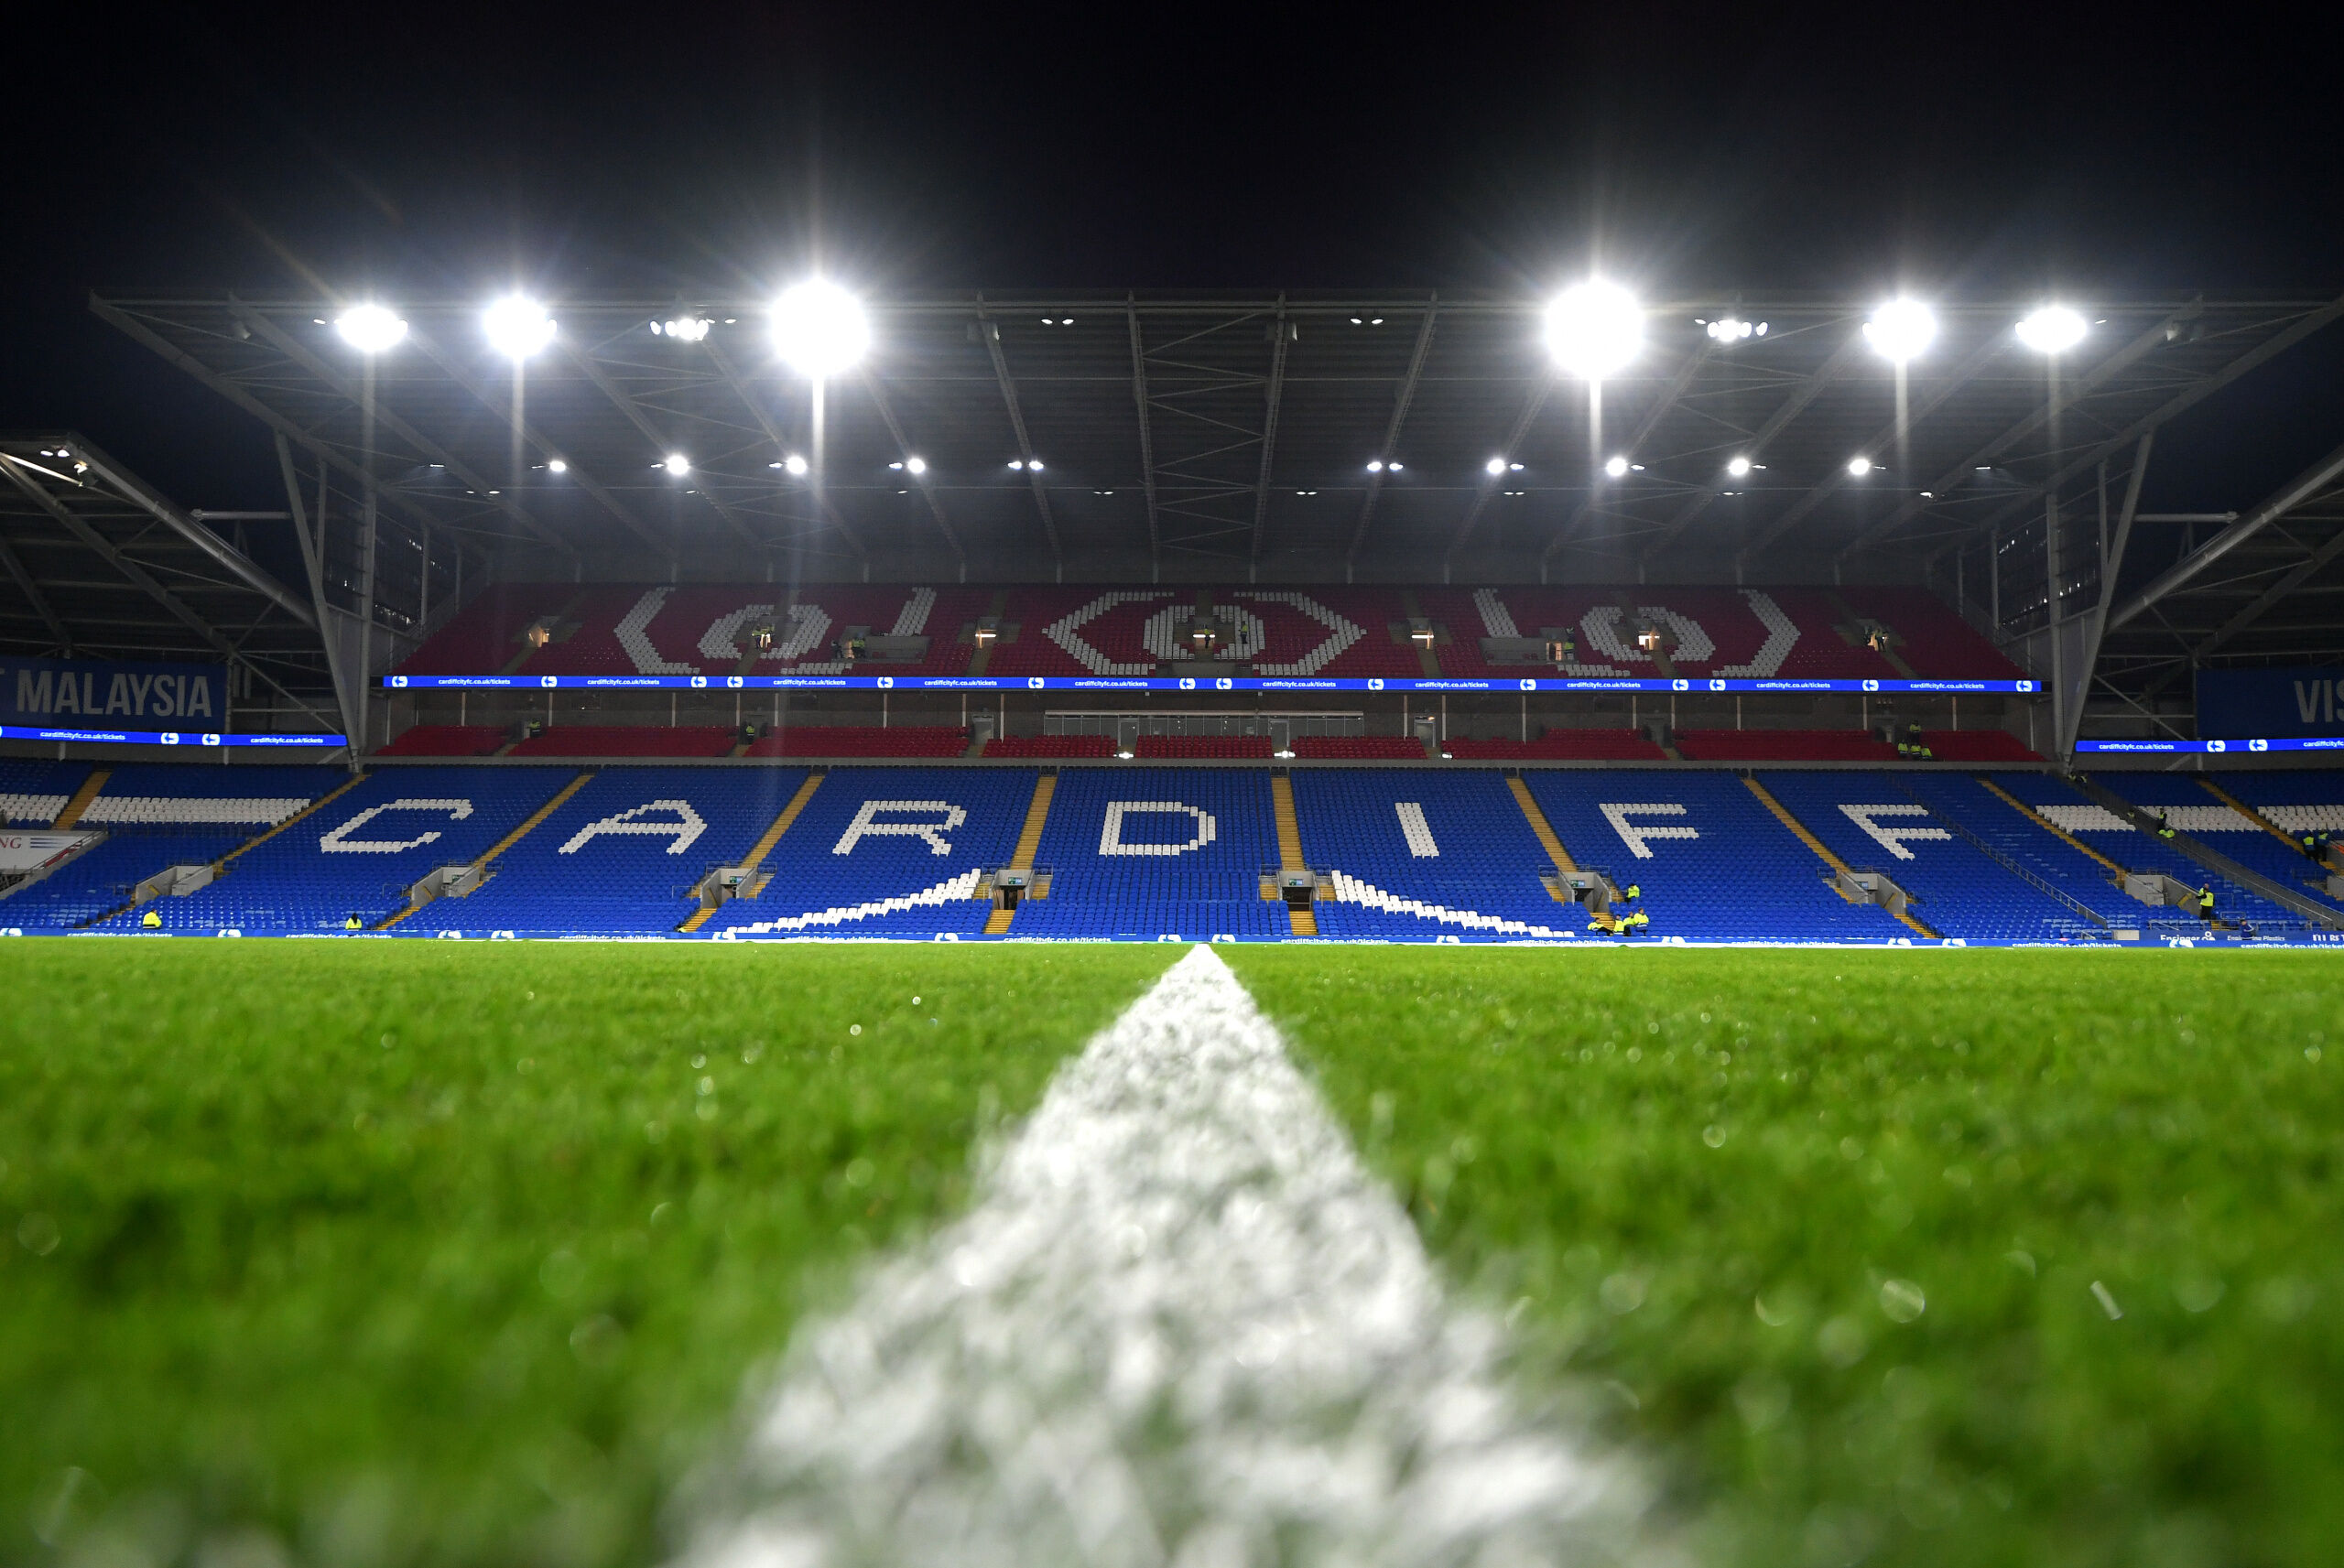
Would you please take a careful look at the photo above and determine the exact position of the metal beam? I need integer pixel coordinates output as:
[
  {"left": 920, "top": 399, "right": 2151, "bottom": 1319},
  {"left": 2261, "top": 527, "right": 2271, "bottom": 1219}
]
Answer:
[
  {"left": 0, "top": 456, "right": 339, "bottom": 733},
  {"left": 1736, "top": 329, "right": 2009, "bottom": 566},
  {"left": 1347, "top": 296, "right": 1439, "bottom": 569},
  {"left": 557, "top": 340, "right": 764, "bottom": 551},
  {"left": 856, "top": 367, "right": 965, "bottom": 571},
  {"left": 974, "top": 298, "right": 1061, "bottom": 570},
  {"left": 2066, "top": 433, "right": 2154, "bottom": 754},
  {"left": 2106, "top": 435, "right": 2344, "bottom": 633},
  {"left": 1837, "top": 305, "right": 2200, "bottom": 559},
  {"left": 1127, "top": 300, "right": 1163, "bottom": 579},
  {"left": 700, "top": 336, "right": 868, "bottom": 562},
  {"left": 1541, "top": 341, "right": 1712, "bottom": 567},
  {"left": 60, "top": 432, "right": 317, "bottom": 631},
  {"left": 1248, "top": 301, "right": 1292, "bottom": 569},
  {"left": 224, "top": 298, "right": 566, "bottom": 558},
  {"left": 275, "top": 434, "right": 361, "bottom": 748},
  {"left": 88, "top": 293, "right": 529, "bottom": 565},
  {"left": 1444, "top": 378, "right": 1553, "bottom": 569},
  {"left": 0, "top": 524, "right": 69, "bottom": 650},
  {"left": 399, "top": 326, "right": 666, "bottom": 556},
  {"left": 1638, "top": 331, "right": 1869, "bottom": 565}
]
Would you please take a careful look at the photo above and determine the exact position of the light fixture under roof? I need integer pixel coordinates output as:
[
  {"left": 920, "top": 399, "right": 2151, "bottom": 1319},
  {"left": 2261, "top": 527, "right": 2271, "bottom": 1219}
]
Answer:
[
  {"left": 483, "top": 296, "right": 557, "bottom": 360},
  {"left": 1726, "top": 455, "right": 1753, "bottom": 478},
  {"left": 1603, "top": 454, "right": 1630, "bottom": 479},
  {"left": 1863, "top": 298, "right": 1937, "bottom": 363},
  {"left": 782, "top": 454, "right": 809, "bottom": 477},
  {"left": 334, "top": 303, "right": 407, "bottom": 353},
  {"left": 1484, "top": 457, "right": 1508, "bottom": 477},
  {"left": 1543, "top": 279, "right": 1643, "bottom": 380},
  {"left": 547, "top": 459, "right": 568, "bottom": 473},
  {"left": 2016, "top": 305, "right": 2089, "bottom": 354},
  {"left": 770, "top": 279, "right": 869, "bottom": 378},
  {"left": 1847, "top": 455, "right": 1874, "bottom": 476},
  {"left": 657, "top": 314, "right": 711, "bottom": 342},
  {"left": 663, "top": 454, "right": 691, "bottom": 475},
  {"left": 905, "top": 456, "right": 927, "bottom": 475}
]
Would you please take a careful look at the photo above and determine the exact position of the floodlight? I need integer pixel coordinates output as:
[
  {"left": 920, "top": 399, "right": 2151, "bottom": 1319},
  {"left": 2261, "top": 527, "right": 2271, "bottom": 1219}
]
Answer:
[
  {"left": 1705, "top": 316, "right": 1754, "bottom": 343},
  {"left": 1009, "top": 460, "right": 1025, "bottom": 470},
  {"left": 1543, "top": 279, "right": 1643, "bottom": 380},
  {"left": 548, "top": 459, "right": 568, "bottom": 473},
  {"left": 660, "top": 314, "right": 711, "bottom": 342},
  {"left": 905, "top": 456, "right": 927, "bottom": 475},
  {"left": 770, "top": 279, "right": 869, "bottom": 378},
  {"left": 484, "top": 296, "right": 557, "bottom": 360},
  {"left": 1028, "top": 459, "right": 1045, "bottom": 470},
  {"left": 1603, "top": 454, "right": 1630, "bottom": 479},
  {"left": 1484, "top": 456, "right": 1508, "bottom": 477},
  {"left": 664, "top": 453, "right": 691, "bottom": 476},
  {"left": 783, "top": 454, "right": 809, "bottom": 477},
  {"left": 1366, "top": 459, "right": 1384, "bottom": 472},
  {"left": 1387, "top": 461, "right": 1404, "bottom": 471},
  {"left": 335, "top": 304, "right": 407, "bottom": 353},
  {"left": 2016, "top": 305, "right": 2088, "bottom": 354},
  {"left": 1726, "top": 455, "right": 1753, "bottom": 478},
  {"left": 1847, "top": 456, "right": 1874, "bottom": 476},
  {"left": 1863, "top": 298, "right": 1937, "bottom": 363}
]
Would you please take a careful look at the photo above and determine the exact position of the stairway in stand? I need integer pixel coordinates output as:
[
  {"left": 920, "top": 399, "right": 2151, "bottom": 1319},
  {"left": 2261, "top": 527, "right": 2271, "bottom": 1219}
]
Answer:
[
  {"left": 985, "top": 772, "right": 1057, "bottom": 935},
  {"left": 678, "top": 773, "right": 826, "bottom": 932}
]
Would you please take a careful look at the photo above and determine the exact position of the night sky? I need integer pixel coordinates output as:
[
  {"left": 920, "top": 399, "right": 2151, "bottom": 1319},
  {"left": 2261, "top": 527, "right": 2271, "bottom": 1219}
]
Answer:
[{"left": 8, "top": 1, "right": 2340, "bottom": 519}]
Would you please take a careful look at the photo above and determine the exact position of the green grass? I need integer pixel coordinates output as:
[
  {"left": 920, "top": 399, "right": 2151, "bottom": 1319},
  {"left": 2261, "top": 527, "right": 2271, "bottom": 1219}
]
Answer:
[
  {"left": 1228, "top": 946, "right": 2344, "bottom": 1568},
  {"left": 0, "top": 941, "right": 1175, "bottom": 1568},
  {"left": 5, "top": 943, "right": 2339, "bottom": 1568}
]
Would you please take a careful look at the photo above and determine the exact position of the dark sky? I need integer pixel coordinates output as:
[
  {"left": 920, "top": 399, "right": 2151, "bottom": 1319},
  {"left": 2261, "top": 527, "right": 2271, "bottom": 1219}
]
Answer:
[{"left": 7, "top": 0, "right": 2341, "bottom": 513}]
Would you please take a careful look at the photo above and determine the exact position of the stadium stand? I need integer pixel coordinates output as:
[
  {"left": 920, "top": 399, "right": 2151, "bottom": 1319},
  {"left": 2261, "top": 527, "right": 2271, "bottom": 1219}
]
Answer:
[
  {"left": 1755, "top": 772, "right": 2104, "bottom": 941},
  {"left": 511, "top": 726, "right": 737, "bottom": 758},
  {"left": 2212, "top": 769, "right": 2344, "bottom": 836},
  {"left": 1893, "top": 774, "right": 2135, "bottom": 924},
  {"left": 379, "top": 725, "right": 509, "bottom": 757},
  {"left": 742, "top": 727, "right": 970, "bottom": 759},
  {"left": 2089, "top": 773, "right": 2344, "bottom": 913},
  {"left": 1444, "top": 730, "right": 1666, "bottom": 761},
  {"left": 1673, "top": 730, "right": 1899, "bottom": 762},
  {"left": 0, "top": 760, "right": 92, "bottom": 826},
  {"left": 1840, "top": 588, "right": 2029, "bottom": 680},
  {"left": 1525, "top": 771, "right": 1905, "bottom": 941},
  {"left": 982, "top": 735, "right": 1117, "bottom": 759},
  {"left": 1008, "top": 768, "right": 1285, "bottom": 939},
  {"left": 393, "top": 581, "right": 581, "bottom": 676},
  {"left": 398, "top": 767, "right": 810, "bottom": 936},
  {"left": 109, "top": 767, "right": 579, "bottom": 933},
  {"left": 1987, "top": 773, "right": 2299, "bottom": 926},
  {"left": 705, "top": 767, "right": 1031, "bottom": 939},
  {"left": 1292, "top": 772, "right": 1581, "bottom": 939},
  {"left": 1290, "top": 736, "right": 1426, "bottom": 760},
  {"left": 1915, "top": 730, "right": 2041, "bottom": 763}
]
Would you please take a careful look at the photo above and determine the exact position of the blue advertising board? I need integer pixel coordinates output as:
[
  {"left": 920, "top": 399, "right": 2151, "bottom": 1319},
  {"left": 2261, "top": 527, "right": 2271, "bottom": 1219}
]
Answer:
[
  {"left": 385, "top": 672, "right": 2035, "bottom": 696},
  {"left": 2, "top": 656, "right": 227, "bottom": 726},
  {"left": 2197, "top": 665, "right": 2344, "bottom": 741}
]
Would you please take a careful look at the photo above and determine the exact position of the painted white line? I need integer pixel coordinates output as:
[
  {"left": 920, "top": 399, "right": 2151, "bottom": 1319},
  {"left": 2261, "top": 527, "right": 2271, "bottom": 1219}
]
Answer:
[{"left": 678, "top": 945, "right": 1642, "bottom": 1567}]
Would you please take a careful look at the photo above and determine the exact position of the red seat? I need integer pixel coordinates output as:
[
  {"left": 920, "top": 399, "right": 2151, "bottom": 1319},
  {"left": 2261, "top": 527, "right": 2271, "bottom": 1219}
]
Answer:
[
  {"left": 510, "top": 726, "right": 738, "bottom": 758},
  {"left": 1922, "top": 730, "right": 2042, "bottom": 762},
  {"left": 1448, "top": 730, "right": 1667, "bottom": 760},
  {"left": 1673, "top": 730, "right": 1898, "bottom": 762},
  {"left": 1290, "top": 736, "right": 1426, "bottom": 759},
  {"left": 740, "top": 726, "right": 970, "bottom": 758},
  {"left": 982, "top": 735, "right": 1117, "bottom": 758},
  {"left": 1134, "top": 735, "right": 1274, "bottom": 759},
  {"left": 377, "top": 725, "right": 509, "bottom": 757}
]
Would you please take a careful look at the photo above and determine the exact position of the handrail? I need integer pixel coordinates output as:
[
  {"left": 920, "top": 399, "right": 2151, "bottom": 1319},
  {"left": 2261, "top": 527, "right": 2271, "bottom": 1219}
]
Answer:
[
  {"left": 2069, "top": 775, "right": 2341, "bottom": 930},
  {"left": 1884, "top": 777, "right": 2111, "bottom": 926}
]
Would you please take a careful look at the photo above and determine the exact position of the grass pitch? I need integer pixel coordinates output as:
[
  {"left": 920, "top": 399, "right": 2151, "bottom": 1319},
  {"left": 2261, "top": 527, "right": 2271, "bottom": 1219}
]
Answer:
[{"left": 2, "top": 940, "right": 2339, "bottom": 1567}]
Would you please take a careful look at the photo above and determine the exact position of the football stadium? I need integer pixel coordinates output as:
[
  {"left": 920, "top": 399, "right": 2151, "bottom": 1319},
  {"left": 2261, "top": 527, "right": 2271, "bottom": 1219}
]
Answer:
[{"left": 5, "top": 276, "right": 2342, "bottom": 1568}]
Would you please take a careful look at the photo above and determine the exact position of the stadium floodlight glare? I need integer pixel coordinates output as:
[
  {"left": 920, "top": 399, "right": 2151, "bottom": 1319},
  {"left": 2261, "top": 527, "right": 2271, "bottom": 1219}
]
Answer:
[
  {"left": 664, "top": 453, "right": 690, "bottom": 476},
  {"left": 770, "top": 279, "right": 869, "bottom": 378},
  {"left": 783, "top": 454, "right": 809, "bottom": 477},
  {"left": 1484, "top": 456, "right": 1508, "bottom": 477},
  {"left": 1366, "top": 459, "right": 1384, "bottom": 473},
  {"left": 1027, "top": 458, "right": 1045, "bottom": 470},
  {"left": 1603, "top": 454, "right": 1630, "bottom": 479},
  {"left": 658, "top": 314, "right": 711, "bottom": 342},
  {"left": 483, "top": 296, "right": 557, "bottom": 360},
  {"left": 547, "top": 459, "right": 568, "bottom": 473},
  {"left": 1543, "top": 279, "right": 1643, "bottom": 380},
  {"left": 1847, "top": 455, "right": 1874, "bottom": 477},
  {"left": 334, "top": 304, "right": 407, "bottom": 353},
  {"left": 1862, "top": 298, "right": 1937, "bottom": 363},
  {"left": 1726, "top": 455, "right": 1753, "bottom": 478},
  {"left": 2016, "top": 305, "right": 2089, "bottom": 354},
  {"left": 905, "top": 456, "right": 928, "bottom": 475}
]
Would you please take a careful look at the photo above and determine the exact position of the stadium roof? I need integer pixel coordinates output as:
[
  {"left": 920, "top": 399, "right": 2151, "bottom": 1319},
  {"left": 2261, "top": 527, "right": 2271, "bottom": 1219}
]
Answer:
[{"left": 91, "top": 290, "right": 2342, "bottom": 582}]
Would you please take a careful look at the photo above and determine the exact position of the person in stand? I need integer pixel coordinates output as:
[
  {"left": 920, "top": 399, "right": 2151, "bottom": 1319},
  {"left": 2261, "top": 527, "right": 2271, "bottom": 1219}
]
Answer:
[
  {"left": 344, "top": 912, "right": 363, "bottom": 932},
  {"left": 2155, "top": 810, "right": 2177, "bottom": 840},
  {"left": 2197, "top": 884, "right": 2217, "bottom": 925},
  {"left": 1627, "top": 909, "right": 1652, "bottom": 935},
  {"left": 141, "top": 908, "right": 161, "bottom": 930},
  {"left": 1619, "top": 881, "right": 1641, "bottom": 905}
]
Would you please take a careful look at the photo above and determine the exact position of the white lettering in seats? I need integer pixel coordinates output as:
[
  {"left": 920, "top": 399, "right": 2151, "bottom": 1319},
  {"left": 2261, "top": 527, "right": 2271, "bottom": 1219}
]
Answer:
[
  {"left": 1601, "top": 802, "right": 1698, "bottom": 860},
  {"left": 1838, "top": 804, "right": 1950, "bottom": 861},
  {"left": 1394, "top": 802, "right": 1440, "bottom": 857},
  {"left": 320, "top": 799, "right": 474, "bottom": 854},
  {"left": 560, "top": 799, "right": 709, "bottom": 855},
  {"left": 1100, "top": 801, "right": 1219, "bottom": 857},
  {"left": 833, "top": 799, "right": 968, "bottom": 856}
]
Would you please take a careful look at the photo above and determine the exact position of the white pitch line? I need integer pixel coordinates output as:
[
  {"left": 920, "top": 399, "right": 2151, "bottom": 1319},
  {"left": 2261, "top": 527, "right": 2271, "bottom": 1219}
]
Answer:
[{"left": 678, "top": 945, "right": 1644, "bottom": 1568}]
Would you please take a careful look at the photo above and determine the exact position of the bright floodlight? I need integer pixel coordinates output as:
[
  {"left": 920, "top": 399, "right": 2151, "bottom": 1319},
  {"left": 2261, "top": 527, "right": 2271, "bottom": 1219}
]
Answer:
[
  {"left": 1484, "top": 456, "right": 1508, "bottom": 477},
  {"left": 1726, "top": 455, "right": 1753, "bottom": 478},
  {"left": 1603, "top": 454, "right": 1630, "bottom": 479},
  {"left": 1544, "top": 279, "right": 1643, "bottom": 380},
  {"left": 770, "top": 279, "right": 869, "bottom": 378},
  {"left": 660, "top": 314, "right": 711, "bottom": 342},
  {"left": 1863, "top": 298, "right": 1937, "bottom": 363},
  {"left": 664, "top": 453, "right": 691, "bottom": 476},
  {"left": 484, "top": 296, "right": 557, "bottom": 360},
  {"left": 548, "top": 459, "right": 568, "bottom": 473},
  {"left": 2016, "top": 305, "right": 2089, "bottom": 354},
  {"left": 335, "top": 304, "right": 407, "bottom": 353},
  {"left": 1847, "top": 455, "right": 1874, "bottom": 477},
  {"left": 783, "top": 454, "right": 809, "bottom": 477},
  {"left": 905, "top": 456, "right": 928, "bottom": 475},
  {"left": 1366, "top": 459, "right": 1385, "bottom": 473}
]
